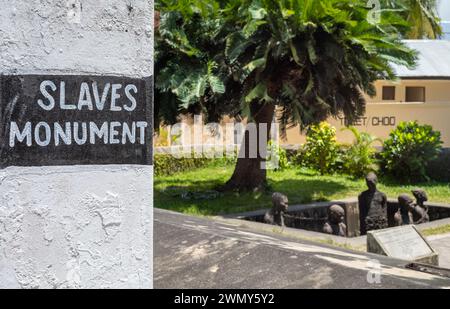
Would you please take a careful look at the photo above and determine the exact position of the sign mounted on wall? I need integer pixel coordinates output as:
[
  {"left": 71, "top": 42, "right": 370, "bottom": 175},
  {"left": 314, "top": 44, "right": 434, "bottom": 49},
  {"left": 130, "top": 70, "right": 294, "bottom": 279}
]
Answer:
[{"left": 0, "top": 75, "right": 153, "bottom": 168}]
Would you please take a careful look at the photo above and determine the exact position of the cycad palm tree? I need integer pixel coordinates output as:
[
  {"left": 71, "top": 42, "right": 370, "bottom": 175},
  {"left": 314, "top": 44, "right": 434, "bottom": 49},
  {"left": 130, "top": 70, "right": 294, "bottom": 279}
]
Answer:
[
  {"left": 383, "top": 0, "right": 442, "bottom": 39},
  {"left": 156, "top": 0, "right": 417, "bottom": 191}
]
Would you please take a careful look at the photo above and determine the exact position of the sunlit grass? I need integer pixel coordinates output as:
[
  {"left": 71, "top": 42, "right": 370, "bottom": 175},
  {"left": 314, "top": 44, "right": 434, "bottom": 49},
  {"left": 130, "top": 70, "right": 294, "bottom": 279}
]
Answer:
[
  {"left": 422, "top": 225, "right": 450, "bottom": 237},
  {"left": 155, "top": 162, "right": 450, "bottom": 216}
]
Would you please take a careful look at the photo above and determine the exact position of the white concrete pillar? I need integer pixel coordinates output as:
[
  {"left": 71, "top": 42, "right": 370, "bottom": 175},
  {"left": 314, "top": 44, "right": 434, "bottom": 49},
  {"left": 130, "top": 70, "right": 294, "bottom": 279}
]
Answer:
[{"left": 0, "top": 0, "right": 153, "bottom": 289}]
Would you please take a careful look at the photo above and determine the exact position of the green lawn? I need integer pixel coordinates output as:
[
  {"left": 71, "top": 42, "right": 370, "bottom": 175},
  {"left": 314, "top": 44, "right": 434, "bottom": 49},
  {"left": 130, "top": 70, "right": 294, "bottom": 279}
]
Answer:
[
  {"left": 155, "top": 162, "right": 450, "bottom": 216},
  {"left": 422, "top": 225, "right": 450, "bottom": 237}
]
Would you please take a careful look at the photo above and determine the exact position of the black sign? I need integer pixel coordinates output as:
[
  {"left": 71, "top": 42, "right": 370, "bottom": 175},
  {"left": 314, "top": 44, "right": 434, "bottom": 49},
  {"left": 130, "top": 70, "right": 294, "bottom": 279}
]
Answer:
[{"left": 0, "top": 75, "right": 153, "bottom": 168}]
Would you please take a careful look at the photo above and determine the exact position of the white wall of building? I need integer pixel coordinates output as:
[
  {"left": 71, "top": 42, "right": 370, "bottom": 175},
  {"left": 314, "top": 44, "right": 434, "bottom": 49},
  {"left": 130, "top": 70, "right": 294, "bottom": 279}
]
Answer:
[
  {"left": 438, "top": 0, "right": 450, "bottom": 39},
  {"left": 438, "top": 0, "right": 450, "bottom": 20},
  {"left": 0, "top": 0, "right": 153, "bottom": 289}
]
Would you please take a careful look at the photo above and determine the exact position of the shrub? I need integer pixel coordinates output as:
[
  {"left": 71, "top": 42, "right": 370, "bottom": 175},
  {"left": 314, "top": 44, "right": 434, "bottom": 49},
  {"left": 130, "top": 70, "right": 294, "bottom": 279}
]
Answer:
[
  {"left": 266, "top": 140, "right": 290, "bottom": 171},
  {"left": 380, "top": 121, "right": 443, "bottom": 182},
  {"left": 290, "top": 147, "right": 306, "bottom": 168},
  {"left": 342, "top": 127, "right": 381, "bottom": 178},
  {"left": 285, "top": 147, "right": 300, "bottom": 163},
  {"left": 302, "top": 122, "right": 340, "bottom": 175}
]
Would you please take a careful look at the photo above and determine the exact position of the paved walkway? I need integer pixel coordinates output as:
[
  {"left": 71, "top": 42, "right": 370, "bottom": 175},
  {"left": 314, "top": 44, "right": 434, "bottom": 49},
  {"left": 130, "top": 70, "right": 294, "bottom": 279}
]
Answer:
[
  {"left": 428, "top": 233, "right": 450, "bottom": 269},
  {"left": 154, "top": 209, "right": 450, "bottom": 289}
]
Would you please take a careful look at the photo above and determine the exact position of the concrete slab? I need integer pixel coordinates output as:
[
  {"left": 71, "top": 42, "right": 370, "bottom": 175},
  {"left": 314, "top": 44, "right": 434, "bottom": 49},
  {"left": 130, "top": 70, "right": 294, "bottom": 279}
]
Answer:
[
  {"left": 154, "top": 209, "right": 450, "bottom": 289},
  {"left": 220, "top": 203, "right": 450, "bottom": 266},
  {"left": 428, "top": 233, "right": 450, "bottom": 269}
]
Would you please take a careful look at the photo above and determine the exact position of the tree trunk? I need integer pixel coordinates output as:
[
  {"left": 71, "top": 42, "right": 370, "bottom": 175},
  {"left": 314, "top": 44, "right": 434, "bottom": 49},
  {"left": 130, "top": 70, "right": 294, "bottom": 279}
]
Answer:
[{"left": 222, "top": 102, "right": 275, "bottom": 192}]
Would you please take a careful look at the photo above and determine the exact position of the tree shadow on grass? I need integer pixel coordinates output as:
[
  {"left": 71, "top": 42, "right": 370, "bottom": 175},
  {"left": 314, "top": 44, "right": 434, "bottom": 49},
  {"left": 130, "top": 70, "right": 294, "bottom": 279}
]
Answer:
[
  {"left": 379, "top": 176, "right": 448, "bottom": 188},
  {"left": 155, "top": 177, "right": 353, "bottom": 216},
  {"left": 268, "top": 178, "right": 353, "bottom": 204}
]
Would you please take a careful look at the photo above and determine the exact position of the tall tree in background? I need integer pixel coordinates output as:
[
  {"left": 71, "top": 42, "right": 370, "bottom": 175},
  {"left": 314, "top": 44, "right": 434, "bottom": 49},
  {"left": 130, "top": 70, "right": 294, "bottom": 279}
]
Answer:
[
  {"left": 383, "top": 0, "right": 442, "bottom": 38},
  {"left": 155, "top": 0, "right": 417, "bottom": 191}
]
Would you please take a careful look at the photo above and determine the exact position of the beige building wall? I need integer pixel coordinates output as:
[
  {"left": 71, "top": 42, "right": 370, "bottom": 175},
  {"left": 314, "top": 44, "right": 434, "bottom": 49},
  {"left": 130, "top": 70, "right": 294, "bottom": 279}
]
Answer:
[
  {"left": 285, "top": 80, "right": 450, "bottom": 147},
  {"left": 156, "top": 79, "right": 450, "bottom": 148}
]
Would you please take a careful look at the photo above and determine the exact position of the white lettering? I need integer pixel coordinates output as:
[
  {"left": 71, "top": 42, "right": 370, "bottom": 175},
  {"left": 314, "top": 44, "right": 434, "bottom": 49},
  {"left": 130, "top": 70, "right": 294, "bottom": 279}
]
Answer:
[
  {"left": 110, "top": 84, "right": 122, "bottom": 111},
  {"left": 92, "top": 82, "right": 110, "bottom": 111},
  {"left": 109, "top": 121, "right": 121, "bottom": 144},
  {"left": 122, "top": 122, "right": 136, "bottom": 144},
  {"left": 73, "top": 122, "right": 87, "bottom": 145},
  {"left": 54, "top": 122, "right": 72, "bottom": 146},
  {"left": 9, "top": 122, "right": 32, "bottom": 147},
  {"left": 60, "top": 81, "right": 76, "bottom": 110},
  {"left": 78, "top": 82, "right": 94, "bottom": 110},
  {"left": 89, "top": 122, "right": 108, "bottom": 144},
  {"left": 37, "top": 81, "right": 56, "bottom": 111},
  {"left": 136, "top": 121, "right": 148, "bottom": 145},
  {"left": 34, "top": 122, "right": 51, "bottom": 146},
  {"left": 124, "top": 84, "right": 138, "bottom": 112}
]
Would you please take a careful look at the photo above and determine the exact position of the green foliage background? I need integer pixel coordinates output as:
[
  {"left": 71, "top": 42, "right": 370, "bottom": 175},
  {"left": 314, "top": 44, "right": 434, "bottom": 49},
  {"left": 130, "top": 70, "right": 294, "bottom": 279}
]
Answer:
[{"left": 155, "top": 0, "right": 417, "bottom": 134}]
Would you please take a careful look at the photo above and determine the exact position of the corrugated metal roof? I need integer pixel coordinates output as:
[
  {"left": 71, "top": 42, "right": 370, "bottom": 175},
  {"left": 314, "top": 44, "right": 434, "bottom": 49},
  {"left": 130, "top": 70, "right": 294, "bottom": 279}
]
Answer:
[{"left": 393, "top": 40, "right": 450, "bottom": 79}]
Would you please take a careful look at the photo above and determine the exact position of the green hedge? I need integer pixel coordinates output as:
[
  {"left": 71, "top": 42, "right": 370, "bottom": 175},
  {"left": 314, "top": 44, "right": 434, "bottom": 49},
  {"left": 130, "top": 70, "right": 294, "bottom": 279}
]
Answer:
[
  {"left": 155, "top": 153, "right": 236, "bottom": 176},
  {"left": 154, "top": 154, "right": 212, "bottom": 176}
]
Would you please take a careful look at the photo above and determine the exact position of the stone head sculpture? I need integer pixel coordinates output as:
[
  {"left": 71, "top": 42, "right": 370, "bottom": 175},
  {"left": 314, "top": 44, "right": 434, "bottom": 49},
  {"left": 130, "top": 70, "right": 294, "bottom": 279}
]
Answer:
[
  {"left": 323, "top": 204, "right": 347, "bottom": 236},
  {"left": 412, "top": 189, "right": 428, "bottom": 207},
  {"left": 264, "top": 192, "right": 289, "bottom": 227},
  {"left": 365, "top": 172, "right": 378, "bottom": 192},
  {"left": 328, "top": 205, "right": 345, "bottom": 224},
  {"left": 272, "top": 192, "right": 289, "bottom": 213},
  {"left": 399, "top": 193, "right": 430, "bottom": 225}
]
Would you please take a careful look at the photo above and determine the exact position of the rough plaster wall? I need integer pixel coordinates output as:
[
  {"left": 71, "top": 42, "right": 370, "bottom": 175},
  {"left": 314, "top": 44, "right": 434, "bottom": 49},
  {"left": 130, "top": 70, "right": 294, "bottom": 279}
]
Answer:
[
  {"left": 0, "top": 166, "right": 153, "bottom": 289},
  {"left": 0, "top": 0, "right": 153, "bottom": 77},
  {"left": 0, "top": 0, "right": 154, "bottom": 288}
]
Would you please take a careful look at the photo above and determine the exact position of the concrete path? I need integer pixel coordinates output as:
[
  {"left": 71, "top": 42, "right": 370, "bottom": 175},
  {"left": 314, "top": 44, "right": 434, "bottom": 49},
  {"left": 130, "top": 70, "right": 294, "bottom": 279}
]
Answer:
[
  {"left": 428, "top": 233, "right": 450, "bottom": 269},
  {"left": 154, "top": 209, "right": 450, "bottom": 289}
]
